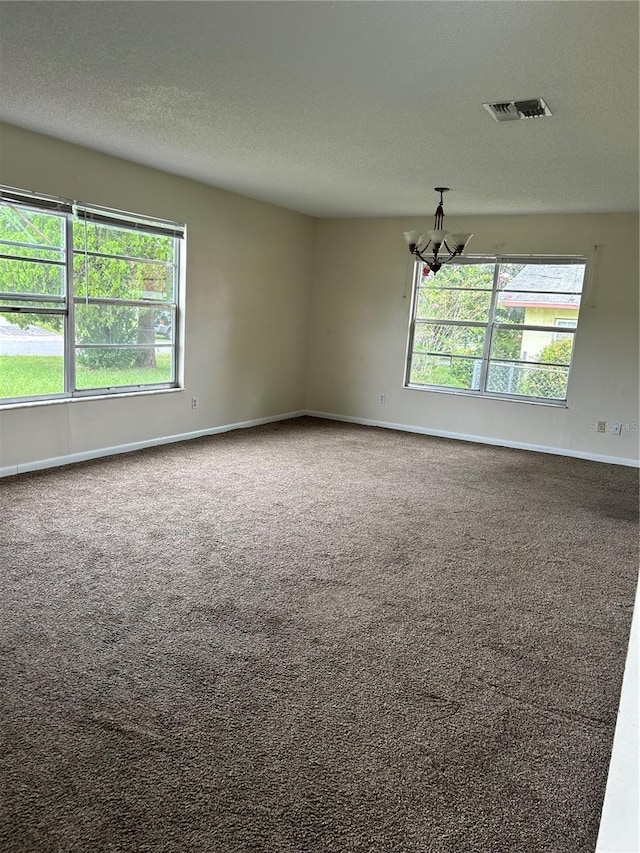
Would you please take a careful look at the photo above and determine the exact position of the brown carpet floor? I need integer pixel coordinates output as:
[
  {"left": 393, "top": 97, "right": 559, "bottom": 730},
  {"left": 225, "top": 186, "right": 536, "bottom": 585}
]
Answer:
[{"left": 0, "top": 416, "right": 638, "bottom": 853}]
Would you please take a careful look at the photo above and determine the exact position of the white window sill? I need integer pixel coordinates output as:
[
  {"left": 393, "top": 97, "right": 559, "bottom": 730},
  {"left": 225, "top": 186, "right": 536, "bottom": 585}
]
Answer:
[
  {"left": 0, "top": 386, "right": 184, "bottom": 411},
  {"left": 404, "top": 383, "right": 569, "bottom": 408}
]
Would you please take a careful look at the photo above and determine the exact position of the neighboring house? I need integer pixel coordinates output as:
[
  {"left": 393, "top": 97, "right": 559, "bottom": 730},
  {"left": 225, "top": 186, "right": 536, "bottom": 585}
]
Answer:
[{"left": 500, "top": 264, "right": 583, "bottom": 361}]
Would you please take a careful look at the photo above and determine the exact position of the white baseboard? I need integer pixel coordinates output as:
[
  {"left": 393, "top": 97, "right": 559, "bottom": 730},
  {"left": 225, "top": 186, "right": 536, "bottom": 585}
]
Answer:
[
  {"left": 2, "top": 408, "right": 638, "bottom": 478},
  {"left": 0, "top": 410, "right": 306, "bottom": 478},
  {"left": 306, "top": 410, "right": 640, "bottom": 468}
]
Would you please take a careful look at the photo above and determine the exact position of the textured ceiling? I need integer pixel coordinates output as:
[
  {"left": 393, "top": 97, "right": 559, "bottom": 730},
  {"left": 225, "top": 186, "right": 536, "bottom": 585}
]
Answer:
[{"left": 0, "top": 1, "right": 638, "bottom": 217}]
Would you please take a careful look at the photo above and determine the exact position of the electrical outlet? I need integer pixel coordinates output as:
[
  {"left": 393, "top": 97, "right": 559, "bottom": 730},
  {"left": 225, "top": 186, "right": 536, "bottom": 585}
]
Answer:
[
  {"left": 378, "top": 393, "right": 386, "bottom": 404},
  {"left": 597, "top": 421, "right": 606, "bottom": 433},
  {"left": 610, "top": 422, "right": 622, "bottom": 435},
  {"left": 191, "top": 397, "right": 198, "bottom": 410}
]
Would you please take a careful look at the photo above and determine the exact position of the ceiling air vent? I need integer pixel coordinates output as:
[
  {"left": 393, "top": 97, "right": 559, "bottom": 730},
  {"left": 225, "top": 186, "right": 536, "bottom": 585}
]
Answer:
[{"left": 483, "top": 98, "right": 552, "bottom": 122}]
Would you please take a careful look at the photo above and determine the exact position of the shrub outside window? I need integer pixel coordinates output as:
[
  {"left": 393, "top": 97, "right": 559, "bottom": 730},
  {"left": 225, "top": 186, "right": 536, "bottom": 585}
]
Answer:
[
  {"left": 0, "top": 187, "right": 184, "bottom": 404},
  {"left": 405, "top": 257, "right": 586, "bottom": 403}
]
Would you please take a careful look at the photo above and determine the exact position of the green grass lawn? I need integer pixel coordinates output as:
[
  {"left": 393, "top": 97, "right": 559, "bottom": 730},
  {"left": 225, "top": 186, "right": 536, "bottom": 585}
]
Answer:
[{"left": 1, "top": 354, "right": 173, "bottom": 399}]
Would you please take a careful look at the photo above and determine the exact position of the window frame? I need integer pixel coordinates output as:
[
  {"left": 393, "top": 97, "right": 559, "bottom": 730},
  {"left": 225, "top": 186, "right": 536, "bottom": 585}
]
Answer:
[
  {"left": 0, "top": 187, "right": 184, "bottom": 406},
  {"left": 404, "top": 255, "right": 587, "bottom": 406},
  {"left": 553, "top": 317, "right": 578, "bottom": 342}
]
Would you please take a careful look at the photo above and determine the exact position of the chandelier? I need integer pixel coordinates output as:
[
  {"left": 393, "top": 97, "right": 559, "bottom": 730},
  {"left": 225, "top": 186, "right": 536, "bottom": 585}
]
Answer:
[{"left": 403, "top": 187, "right": 472, "bottom": 275}]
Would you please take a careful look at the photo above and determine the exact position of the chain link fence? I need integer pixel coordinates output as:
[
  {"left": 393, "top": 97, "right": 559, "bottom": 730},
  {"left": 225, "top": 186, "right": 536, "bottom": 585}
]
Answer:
[{"left": 483, "top": 361, "right": 568, "bottom": 399}]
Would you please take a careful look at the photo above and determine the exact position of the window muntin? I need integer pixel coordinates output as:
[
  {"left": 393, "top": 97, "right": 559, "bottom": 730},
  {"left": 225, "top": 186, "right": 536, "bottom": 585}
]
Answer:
[
  {"left": 0, "top": 189, "right": 183, "bottom": 405},
  {"left": 406, "top": 257, "right": 586, "bottom": 403}
]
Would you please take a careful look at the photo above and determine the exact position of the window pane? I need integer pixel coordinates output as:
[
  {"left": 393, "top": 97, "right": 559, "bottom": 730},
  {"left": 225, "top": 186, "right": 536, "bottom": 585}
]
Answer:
[
  {"left": 497, "top": 263, "right": 584, "bottom": 327},
  {"left": 75, "top": 304, "right": 174, "bottom": 346},
  {"left": 496, "top": 291, "right": 581, "bottom": 325},
  {"left": 422, "top": 263, "right": 494, "bottom": 290},
  {"left": 490, "top": 328, "right": 524, "bottom": 360},
  {"left": 492, "top": 328, "right": 575, "bottom": 365},
  {"left": 417, "top": 287, "right": 492, "bottom": 322},
  {"left": 414, "top": 323, "right": 486, "bottom": 357},
  {"left": 410, "top": 353, "right": 481, "bottom": 390},
  {"left": 0, "top": 205, "right": 65, "bottom": 254},
  {"left": 153, "top": 310, "right": 173, "bottom": 342},
  {"left": 494, "top": 294, "right": 527, "bottom": 324},
  {"left": 498, "top": 262, "right": 585, "bottom": 293},
  {"left": 73, "top": 255, "right": 174, "bottom": 301},
  {"left": 75, "top": 346, "right": 173, "bottom": 389},
  {"left": 0, "top": 257, "right": 65, "bottom": 298},
  {"left": 0, "top": 312, "right": 64, "bottom": 399},
  {"left": 73, "top": 221, "right": 174, "bottom": 262},
  {"left": 486, "top": 361, "right": 569, "bottom": 400}
]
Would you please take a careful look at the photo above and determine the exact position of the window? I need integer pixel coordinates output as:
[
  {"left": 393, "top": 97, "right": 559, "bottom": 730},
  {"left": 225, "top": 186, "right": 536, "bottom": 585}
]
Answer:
[
  {"left": 0, "top": 187, "right": 184, "bottom": 404},
  {"left": 405, "top": 257, "right": 586, "bottom": 403},
  {"left": 554, "top": 317, "right": 578, "bottom": 341}
]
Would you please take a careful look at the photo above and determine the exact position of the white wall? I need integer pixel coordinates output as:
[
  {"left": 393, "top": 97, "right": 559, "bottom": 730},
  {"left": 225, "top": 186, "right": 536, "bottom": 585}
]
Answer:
[
  {"left": 307, "top": 214, "right": 640, "bottom": 465},
  {"left": 1, "top": 124, "right": 638, "bottom": 470},
  {"left": 0, "top": 123, "right": 316, "bottom": 471}
]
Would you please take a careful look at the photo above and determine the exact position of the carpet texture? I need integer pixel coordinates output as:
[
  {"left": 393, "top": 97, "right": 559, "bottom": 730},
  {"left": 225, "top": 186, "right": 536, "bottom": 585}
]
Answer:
[{"left": 0, "top": 417, "right": 638, "bottom": 853}]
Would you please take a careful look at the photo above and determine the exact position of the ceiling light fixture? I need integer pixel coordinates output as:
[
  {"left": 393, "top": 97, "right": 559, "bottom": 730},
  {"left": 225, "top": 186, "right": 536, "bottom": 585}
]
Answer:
[{"left": 403, "top": 188, "right": 472, "bottom": 275}]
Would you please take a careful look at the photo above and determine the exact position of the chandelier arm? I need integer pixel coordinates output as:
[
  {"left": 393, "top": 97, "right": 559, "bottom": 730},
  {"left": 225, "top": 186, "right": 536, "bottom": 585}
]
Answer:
[
  {"left": 412, "top": 246, "right": 434, "bottom": 265},
  {"left": 442, "top": 242, "right": 461, "bottom": 262},
  {"left": 412, "top": 244, "right": 461, "bottom": 267}
]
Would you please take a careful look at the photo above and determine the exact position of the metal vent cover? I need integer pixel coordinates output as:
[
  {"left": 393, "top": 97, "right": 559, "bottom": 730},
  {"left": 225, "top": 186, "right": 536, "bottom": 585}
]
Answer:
[{"left": 483, "top": 98, "right": 552, "bottom": 122}]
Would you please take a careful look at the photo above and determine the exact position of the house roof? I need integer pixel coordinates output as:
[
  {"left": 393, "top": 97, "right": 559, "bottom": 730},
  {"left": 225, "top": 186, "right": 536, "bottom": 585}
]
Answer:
[{"left": 500, "top": 264, "right": 584, "bottom": 309}]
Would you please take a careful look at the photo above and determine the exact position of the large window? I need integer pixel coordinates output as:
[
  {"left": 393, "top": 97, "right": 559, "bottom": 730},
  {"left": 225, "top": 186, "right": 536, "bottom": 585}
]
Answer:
[
  {"left": 0, "top": 187, "right": 184, "bottom": 404},
  {"left": 405, "top": 257, "right": 586, "bottom": 404}
]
